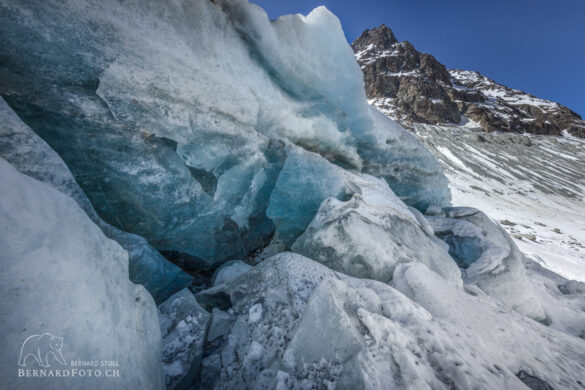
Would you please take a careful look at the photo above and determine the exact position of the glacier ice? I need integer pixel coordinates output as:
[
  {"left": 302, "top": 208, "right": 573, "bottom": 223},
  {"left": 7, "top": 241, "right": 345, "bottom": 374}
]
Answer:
[
  {"left": 194, "top": 252, "right": 585, "bottom": 389},
  {"left": 291, "top": 171, "right": 461, "bottom": 284},
  {"left": 427, "top": 207, "right": 545, "bottom": 319},
  {"left": 158, "top": 288, "right": 210, "bottom": 390},
  {"left": 0, "top": 0, "right": 450, "bottom": 266},
  {"left": 266, "top": 145, "right": 349, "bottom": 243},
  {"left": 0, "top": 97, "right": 192, "bottom": 304},
  {"left": 0, "top": 158, "right": 164, "bottom": 389}
]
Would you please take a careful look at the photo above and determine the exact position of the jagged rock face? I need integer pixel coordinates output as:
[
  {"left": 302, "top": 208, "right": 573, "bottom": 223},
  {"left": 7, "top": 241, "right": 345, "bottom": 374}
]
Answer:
[
  {"left": 352, "top": 25, "right": 461, "bottom": 125},
  {"left": 449, "top": 70, "right": 585, "bottom": 137},
  {"left": 353, "top": 25, "right": 585, "bottom": 137}
]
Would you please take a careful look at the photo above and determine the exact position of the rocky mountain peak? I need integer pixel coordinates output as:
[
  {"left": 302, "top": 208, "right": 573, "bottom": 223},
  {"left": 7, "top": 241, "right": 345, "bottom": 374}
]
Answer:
[
  {"left": 353, "top": 25, "right": 585, "bottom": 137},
  {"left": 352, "top": 24, "right": 398, "bottom": 52}
]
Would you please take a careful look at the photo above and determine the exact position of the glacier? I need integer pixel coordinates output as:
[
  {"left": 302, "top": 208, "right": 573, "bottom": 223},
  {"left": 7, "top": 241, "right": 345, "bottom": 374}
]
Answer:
[
  {"left": 427, "top": 207, "right": 545, "bottom": 320},
  {"left": 1, "top": 0, "right": 585, "bottom": 389},
  {"left": 0, "top": 0, "right": 450, "bottom": 266}
]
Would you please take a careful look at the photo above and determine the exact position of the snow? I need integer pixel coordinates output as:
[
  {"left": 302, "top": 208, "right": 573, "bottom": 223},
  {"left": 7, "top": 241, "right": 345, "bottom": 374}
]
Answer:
[
  {"left": 355, "top": 46, "right": 402, "bottom": 67},
  {"left": 416, "top": 124, "right": 585, "bottom": 283},
  {"left": 450, "top": 69, "right": 560, "bottom": 112},
  {"left": 437, "top": 146, "right": 474, "bottom": 173},
  {"left": 383, "top": 70, "right": 419, "bottom": 77},
  {"left": 450, "top": 69, "right": 483, "bottom": 84},
  {"left": 458, "top": 116, "right": 483, "bottom": 129},
  {"left": 562, "top": 129, "right": 585, "bottom": 142},
  {"left": 367, "top": 97, "right": 401, "bottom": 120},
  {"left": 0, "top": 158, "right": 164, "bottom": 389},
  {"left": 393, "top": 261, "right": 585, "bottom": 389},
  {"left": 354, "top": 44, "right": 375, "bottom": 60},
  {"left": 248, "top": 304, "right": 263, "bottom": 324}
]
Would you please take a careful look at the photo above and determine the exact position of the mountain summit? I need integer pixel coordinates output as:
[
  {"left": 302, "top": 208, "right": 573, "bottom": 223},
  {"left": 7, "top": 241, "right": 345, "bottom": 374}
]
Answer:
[{"left": 353, "top": 25, "right": 585, "bottom": 137}]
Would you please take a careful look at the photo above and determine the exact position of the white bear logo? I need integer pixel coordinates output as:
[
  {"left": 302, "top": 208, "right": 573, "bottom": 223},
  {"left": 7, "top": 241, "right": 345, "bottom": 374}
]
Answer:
[{"left": 18, "top": 333, "right": 66, "bottom": 367}]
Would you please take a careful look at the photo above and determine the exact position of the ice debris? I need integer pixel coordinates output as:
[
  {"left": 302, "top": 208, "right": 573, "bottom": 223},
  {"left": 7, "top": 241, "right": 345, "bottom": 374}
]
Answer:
[
  {"left": 292, "top": 171, "right": 460, "bottom": 284},
  {"left": 159, "top": 289, "right": 210, "bottom": 390},
  {"left": 194, "top": 252, "right": 585, "bottom": 389},
  {"left": 427, "top": 207, "right": 545, "bottom": 320}
]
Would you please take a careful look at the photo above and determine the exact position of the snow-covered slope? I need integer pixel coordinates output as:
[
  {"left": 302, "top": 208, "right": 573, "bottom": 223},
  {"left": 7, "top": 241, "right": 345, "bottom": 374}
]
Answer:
[
  {"left": 416, "top": 123, "right": 585, "bottom": 282},
  {"left": 449, "top": 70, "right": 585, "bottom": 136}
]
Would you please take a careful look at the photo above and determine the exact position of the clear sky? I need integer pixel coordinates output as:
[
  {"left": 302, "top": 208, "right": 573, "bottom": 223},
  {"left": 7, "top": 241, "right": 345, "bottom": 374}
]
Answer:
[{"left": 251, "top": 0, "right": 585, "bottom": 117}]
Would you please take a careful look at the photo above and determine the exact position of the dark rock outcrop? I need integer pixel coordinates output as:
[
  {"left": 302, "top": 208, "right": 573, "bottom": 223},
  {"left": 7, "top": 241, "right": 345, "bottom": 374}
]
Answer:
[
  {"left": 353, "top": 25, "right": 460, "bottom": 125},
  {"left": 353, "top": 25, "right": 585, "bottom": 137}
]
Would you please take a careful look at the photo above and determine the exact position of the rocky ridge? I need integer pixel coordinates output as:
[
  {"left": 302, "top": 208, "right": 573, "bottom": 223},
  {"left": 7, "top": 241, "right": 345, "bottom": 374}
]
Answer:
[{"left": 352, "top": 25, "right": 585, "bottom": 137}]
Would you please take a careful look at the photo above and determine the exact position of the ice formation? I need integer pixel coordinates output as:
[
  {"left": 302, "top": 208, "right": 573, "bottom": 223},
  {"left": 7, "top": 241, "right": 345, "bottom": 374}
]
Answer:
[
  {"left": 0, "top": 0, "right": 449, "bottom": 266},
  {"left": 0, "top": 158, "right": 164, "bottom": 389},
  {"left": 0, "top": 97, "right": 192, "bottom": 304},
  {"left": 291, "top": 172, "right": 461, "bottom": 284},
  {"left": 427, "top": 207, "right": 545, "bottom": 320},
  {"left": 159, "top": 289, "right": 210, "bottom": 390}
]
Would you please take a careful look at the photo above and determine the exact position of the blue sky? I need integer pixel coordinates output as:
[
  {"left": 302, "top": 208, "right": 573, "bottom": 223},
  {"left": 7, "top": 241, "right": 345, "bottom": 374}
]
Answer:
[{"left": 252, "top": 0, "right": 585, "bottom": 117}]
